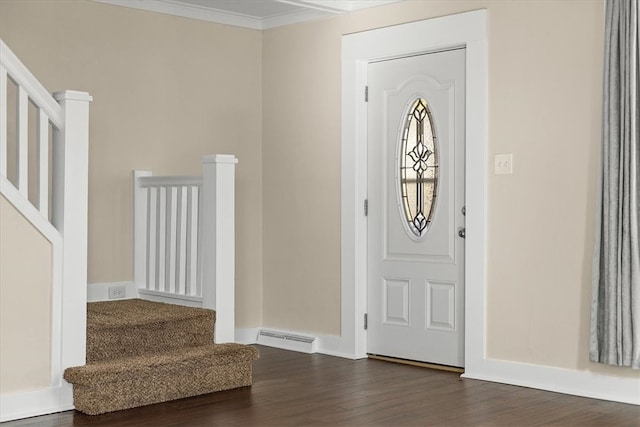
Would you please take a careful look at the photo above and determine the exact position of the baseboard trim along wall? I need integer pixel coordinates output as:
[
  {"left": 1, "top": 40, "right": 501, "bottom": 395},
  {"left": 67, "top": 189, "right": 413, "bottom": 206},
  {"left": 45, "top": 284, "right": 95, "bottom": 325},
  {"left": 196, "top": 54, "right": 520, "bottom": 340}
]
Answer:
[
  {"left": 238, "top": 327, "right": 639, "bottom": 405},
  {"left": 235, "top": 328, "right": 260, "bottom": 345},
  {"left": 87, "top": 281, "right": 138, "bottom": 302},
  {"left": 0, "top": 385, "right": 73, "bottom": 423},
  {"left": 463, "top": 358, "right": 640, "bottom": 406},
  {"left": 256, "top": 330, "right": 317, "bottom": 353},
  {"left": 236, "top": 327, "right": 359, "bottom": 360}
]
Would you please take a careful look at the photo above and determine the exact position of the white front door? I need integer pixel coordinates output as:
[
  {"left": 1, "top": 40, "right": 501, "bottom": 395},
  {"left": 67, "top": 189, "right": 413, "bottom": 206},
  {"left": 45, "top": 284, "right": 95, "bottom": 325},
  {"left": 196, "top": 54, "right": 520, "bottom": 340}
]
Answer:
[{"left": 367, "top": 48, "right": 466, "bottom": 367}]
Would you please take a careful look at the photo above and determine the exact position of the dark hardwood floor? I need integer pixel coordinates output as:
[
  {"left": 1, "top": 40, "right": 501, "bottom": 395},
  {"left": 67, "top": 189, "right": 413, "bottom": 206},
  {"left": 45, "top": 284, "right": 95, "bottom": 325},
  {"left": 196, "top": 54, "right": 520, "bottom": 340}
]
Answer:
[{"left": 4, "top": 345, "right": 639, "bottom": 426}]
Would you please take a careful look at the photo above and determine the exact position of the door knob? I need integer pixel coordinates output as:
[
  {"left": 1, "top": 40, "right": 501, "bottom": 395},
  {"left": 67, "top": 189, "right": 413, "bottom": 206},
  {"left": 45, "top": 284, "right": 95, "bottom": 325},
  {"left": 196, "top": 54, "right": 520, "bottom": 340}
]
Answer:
[{"left": 458, "top": 227, "right": 466, "bottom": 238}]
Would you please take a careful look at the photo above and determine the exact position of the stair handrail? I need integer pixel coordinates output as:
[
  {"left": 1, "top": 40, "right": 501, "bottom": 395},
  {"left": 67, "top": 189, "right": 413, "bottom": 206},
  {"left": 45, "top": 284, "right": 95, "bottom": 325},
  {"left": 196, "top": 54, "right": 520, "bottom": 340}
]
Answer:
[
  {"left": 0, "top": 38, "right": 92, "bottom": 422},
  {"left": 0, "top": 39, "right": 63, "bottom": 129}
]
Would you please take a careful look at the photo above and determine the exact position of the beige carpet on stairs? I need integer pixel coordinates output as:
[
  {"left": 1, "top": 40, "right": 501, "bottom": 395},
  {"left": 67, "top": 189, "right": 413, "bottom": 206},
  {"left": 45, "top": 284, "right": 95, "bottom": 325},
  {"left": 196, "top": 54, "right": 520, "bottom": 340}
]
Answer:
[
  {"left": 86, "top": 299, "right": 217, "bottom": 362},
  {"left": 64, "top": 299, "right": 259, "bottom": 415}
]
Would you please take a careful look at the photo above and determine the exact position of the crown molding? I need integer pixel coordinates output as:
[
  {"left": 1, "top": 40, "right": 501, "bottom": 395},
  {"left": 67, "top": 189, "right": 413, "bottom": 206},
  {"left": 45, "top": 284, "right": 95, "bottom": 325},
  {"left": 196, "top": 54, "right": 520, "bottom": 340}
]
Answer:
[
  {"left": 285, "top": 0, "right": 402, "bottom": 13},
  {"left": 261, "top": 8, "right": 332, "bottom": 30},
  {"left": 94, "top": 0, "right": 403, "bottom": 30},
  {"left": 95, "top": 0, "right": 265, "bottom": 29}
]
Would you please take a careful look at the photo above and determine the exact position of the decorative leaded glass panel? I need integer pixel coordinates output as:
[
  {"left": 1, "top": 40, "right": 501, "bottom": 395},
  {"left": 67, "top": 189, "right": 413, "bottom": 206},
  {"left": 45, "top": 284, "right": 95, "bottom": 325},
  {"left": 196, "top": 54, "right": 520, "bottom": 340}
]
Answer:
[{"left": 398, "top": 98, "right": 438, "bottom": 238}]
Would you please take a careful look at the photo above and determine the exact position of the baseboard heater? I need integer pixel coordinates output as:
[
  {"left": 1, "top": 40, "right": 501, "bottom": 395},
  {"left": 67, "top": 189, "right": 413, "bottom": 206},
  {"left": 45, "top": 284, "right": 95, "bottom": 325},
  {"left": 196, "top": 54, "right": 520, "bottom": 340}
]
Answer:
[{"left": 257, "top": 330, "right": 318, "bottom": 354}]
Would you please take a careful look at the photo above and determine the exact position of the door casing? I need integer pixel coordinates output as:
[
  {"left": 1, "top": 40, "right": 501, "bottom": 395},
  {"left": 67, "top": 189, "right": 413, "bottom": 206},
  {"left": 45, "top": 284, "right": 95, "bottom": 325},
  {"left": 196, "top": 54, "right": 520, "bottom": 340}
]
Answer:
[{"left": 340, "top": 10, "right": 487, "bottom": 375}]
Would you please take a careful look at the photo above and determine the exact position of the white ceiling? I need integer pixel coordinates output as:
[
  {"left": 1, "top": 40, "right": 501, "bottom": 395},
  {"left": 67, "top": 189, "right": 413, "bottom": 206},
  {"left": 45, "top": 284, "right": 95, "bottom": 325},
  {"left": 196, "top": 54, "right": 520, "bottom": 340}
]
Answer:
[{"left": 95, "top": 0, "right": 404, "bottom": 30}]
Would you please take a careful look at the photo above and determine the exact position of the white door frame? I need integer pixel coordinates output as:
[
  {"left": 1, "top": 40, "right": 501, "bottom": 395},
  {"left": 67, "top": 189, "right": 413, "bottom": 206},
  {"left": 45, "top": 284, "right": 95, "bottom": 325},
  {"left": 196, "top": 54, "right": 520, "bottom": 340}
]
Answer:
[{"left": 340, "top": 9, "right": 487, "bottom": 376}]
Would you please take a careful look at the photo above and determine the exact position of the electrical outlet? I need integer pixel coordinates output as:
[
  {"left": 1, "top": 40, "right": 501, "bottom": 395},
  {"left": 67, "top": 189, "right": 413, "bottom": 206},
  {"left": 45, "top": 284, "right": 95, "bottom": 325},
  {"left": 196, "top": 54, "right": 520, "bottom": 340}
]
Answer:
[
  {"left": 494, "top": 153, "right": 513, "bottom": 175},
  {"left": 108, "top": 286, "right": 126, "bottom": 299}
]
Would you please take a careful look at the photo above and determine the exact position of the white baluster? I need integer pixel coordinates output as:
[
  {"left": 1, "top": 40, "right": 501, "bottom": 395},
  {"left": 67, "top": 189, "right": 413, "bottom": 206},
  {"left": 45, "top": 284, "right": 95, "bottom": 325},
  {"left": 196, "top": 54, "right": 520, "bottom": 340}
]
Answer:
[
  {"left": 186, "top": 185, "right": 199, "bottom": 296},
  {"left": 0, "top": 66, "right": 7, "bottom": 178},
  {"left": 17, "top": 86, "right": 27, "bottom": 196},
  {"left": 196, "top": 184, "right": 203, "bottom": 298},
  {"left": 177, "top": 186, "right": 188, "bottom": 295},
  {"left": 147, "top": 186, "right": 157, "bottom": 290},
  {"left": 157, "top": 186, "right": 166, "bottom": 291},
  {"left": 37, "top": 109, "right": 49, "bottom": 216},
  {"left": 165, "top": 186, "right": 175, "bottom": 293}
]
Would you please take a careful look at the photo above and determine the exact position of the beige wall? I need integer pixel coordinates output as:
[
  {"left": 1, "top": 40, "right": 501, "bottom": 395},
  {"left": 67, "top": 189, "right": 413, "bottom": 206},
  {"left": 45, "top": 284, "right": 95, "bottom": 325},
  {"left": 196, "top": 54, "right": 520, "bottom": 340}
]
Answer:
[
  {"left": 0, "top": 196, "right": 52, "bottom": 393},
  {"left": 262, "top": 0, "right": 638, "bottom": 379},
  {"left": 0, "top": 0, "right": 263, "bottom": 328},
  {"left": 1, "top": 0, "right": 637, "bottom": 386},
  {"left": 262, "top": 18, "right": 342, "bottom": 335}
]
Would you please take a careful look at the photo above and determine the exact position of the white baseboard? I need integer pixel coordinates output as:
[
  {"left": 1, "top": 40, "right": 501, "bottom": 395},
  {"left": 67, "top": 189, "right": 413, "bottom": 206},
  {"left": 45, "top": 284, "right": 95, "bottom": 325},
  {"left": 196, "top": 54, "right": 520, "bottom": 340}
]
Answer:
[
  {"left": 240, "top": 326, "right": 638, "bottom": 404},
  {"left": 137, "top": 289, "right": 203, "bottom": 307},
  {"left": 257, "top": 330, "right": 318, "bottom": 353},
  {"left": 250, "top": 327, "right": 318, "bottom": 354},
  {"left": 238, "top": 326, "right": 358, "bottom": 359},
  {"left": 235, "top": 327, "right": 259, "bottom": 344},
  {"left": 87, "top": 281, "right": 138, "bottom": 302},
  {"left": 0, "top": 384, "right": 73, "bottom": 422},
  {"left": 463, "top": 358, "right": 640, "bottom": 405},
  {"left": 316, "top": 334, "right": 363, "bottom": 360}
]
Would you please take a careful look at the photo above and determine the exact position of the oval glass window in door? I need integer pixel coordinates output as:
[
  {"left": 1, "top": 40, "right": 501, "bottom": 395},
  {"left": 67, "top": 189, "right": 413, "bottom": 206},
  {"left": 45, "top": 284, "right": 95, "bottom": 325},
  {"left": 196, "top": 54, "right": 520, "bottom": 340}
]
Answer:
[{"left": 398, "top": 98, "right": 438, "bottom": 238}]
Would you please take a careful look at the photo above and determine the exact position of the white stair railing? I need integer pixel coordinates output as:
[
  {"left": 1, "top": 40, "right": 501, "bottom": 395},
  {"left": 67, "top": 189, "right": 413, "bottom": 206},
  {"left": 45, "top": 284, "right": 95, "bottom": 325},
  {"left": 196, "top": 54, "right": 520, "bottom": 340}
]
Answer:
[
  {"left": 133, "top": 155, "right": 237, "bottom": 343},
  {"left": 134, "top": 173, "right": 203, "bottom": 302},
  {"left": 0, "top": 39, "right": 63, "bottom": 212},
  {"left": 0, "top": 39, "right": 92, "bottom": 422}
]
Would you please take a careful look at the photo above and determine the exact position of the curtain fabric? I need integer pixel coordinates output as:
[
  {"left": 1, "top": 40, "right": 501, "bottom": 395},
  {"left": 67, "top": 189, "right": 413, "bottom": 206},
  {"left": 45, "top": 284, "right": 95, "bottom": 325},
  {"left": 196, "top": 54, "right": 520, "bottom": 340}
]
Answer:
[{"left": 591, "top": 0, "right": 640, "bottom": 369}]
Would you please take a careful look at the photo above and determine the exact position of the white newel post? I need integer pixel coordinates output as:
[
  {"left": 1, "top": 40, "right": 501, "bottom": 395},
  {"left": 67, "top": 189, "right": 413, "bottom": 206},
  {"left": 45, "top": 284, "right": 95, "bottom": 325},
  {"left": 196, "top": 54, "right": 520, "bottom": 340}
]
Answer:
[
  {"left": 133, "top": 170, "right": 152, "bottom": 292},
  {"left": 51, "top": 90, "right": 92, "bottom": 391},
  {"left": 200, "top": 154, "right": 237, "bottom": 343}
]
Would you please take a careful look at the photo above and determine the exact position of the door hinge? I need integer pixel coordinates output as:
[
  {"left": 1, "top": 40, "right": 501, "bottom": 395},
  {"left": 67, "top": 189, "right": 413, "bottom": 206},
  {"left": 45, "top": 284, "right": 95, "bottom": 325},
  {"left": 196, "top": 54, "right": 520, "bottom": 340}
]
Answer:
[
  {"left": 364, "top": 313, "right": 368, "bottom": 330},
  {"left": 364, "top": 85, "right": 369, "bottom": 102},
  {"left": 364, "top": 199, "right": 368, "bottom": 216}
]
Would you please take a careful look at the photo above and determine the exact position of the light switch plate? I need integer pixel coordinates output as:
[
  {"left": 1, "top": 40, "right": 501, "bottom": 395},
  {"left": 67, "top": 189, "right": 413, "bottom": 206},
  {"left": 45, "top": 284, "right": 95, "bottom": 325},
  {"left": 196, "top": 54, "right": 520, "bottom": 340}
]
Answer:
[{"left": 495, "top": 153, "right": 513, "bottom": 175}]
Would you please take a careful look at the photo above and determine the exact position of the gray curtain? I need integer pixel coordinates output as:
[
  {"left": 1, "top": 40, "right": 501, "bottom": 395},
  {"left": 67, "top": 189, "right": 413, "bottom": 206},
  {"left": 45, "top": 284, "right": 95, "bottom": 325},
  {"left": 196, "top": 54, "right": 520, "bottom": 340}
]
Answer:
[{"left": 591, "top": 0, "right": 639, "bottom": 369}]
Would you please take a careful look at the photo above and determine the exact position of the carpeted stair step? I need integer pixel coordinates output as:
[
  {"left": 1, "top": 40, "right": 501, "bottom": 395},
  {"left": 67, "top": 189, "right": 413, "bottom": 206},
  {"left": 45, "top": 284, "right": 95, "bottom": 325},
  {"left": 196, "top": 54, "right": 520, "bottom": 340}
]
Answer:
[
  {"left": 64, "top": 343, "right": 259, "bottom": 415},
  {"left": 87, "top": 299, "right": 215, "bottom": 362}
]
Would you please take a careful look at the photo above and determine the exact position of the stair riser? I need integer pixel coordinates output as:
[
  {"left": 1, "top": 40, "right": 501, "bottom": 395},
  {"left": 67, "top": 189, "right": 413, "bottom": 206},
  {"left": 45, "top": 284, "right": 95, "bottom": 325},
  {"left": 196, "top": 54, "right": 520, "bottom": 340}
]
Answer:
[
  {"left": 88, "top": 316, "right": 214, "bottom": 362},
  {"left": 71, "top": 362, "right": 253, "bottom": 415}
]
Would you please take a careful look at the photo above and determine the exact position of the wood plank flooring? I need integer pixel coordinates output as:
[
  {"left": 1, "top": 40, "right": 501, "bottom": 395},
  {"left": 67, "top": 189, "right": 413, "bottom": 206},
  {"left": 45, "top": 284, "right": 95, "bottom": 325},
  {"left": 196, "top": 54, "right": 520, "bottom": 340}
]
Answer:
[{"left": 5, "top": 345, "right": 639, "bottom": 426}]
